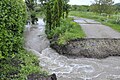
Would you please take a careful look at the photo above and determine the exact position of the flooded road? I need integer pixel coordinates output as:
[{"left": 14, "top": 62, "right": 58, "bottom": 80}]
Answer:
[{"left": 25, "top": 19, "right": 120, "bottom": 80}]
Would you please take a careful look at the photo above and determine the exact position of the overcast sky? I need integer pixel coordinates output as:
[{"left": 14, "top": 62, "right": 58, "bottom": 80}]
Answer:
[{"left": 68, "top": 0, "right": 120, "bottom": 5}]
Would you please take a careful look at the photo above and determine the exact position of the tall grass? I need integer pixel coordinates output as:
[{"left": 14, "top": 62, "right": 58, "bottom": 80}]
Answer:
[{"left": 48, "top": 18, "right": 86, "bottom": 45}]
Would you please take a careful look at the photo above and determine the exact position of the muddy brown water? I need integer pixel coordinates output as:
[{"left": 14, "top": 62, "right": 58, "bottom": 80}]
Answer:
[{"left": 25, "top": 19, "right": 120, "bottom": 80}]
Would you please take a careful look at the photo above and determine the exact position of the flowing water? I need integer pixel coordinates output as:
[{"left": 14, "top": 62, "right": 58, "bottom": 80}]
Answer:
[{"left": 25, "top": 19, "right": 120, "bottom": 80}]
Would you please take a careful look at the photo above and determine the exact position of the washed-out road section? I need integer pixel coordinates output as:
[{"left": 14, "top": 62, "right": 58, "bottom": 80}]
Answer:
[{"left": 24, "top": 19, "right": 120, "bottom": 80}]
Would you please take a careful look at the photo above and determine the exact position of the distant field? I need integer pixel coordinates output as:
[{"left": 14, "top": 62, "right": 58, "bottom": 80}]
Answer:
[{"left": 69, "top": 11, "right": 120, "bottom": 32}]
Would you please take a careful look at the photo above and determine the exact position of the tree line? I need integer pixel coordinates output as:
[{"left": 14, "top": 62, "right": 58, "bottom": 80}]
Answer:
[{"left": 71, "top": 0, "right": 120, "bottom": 14}]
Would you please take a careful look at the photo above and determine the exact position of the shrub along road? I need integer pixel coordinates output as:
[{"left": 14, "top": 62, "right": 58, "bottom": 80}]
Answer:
[
  {"left": 25, "top": 19, "right": 120, "bottom": 80},
  {"left": 73, "top": 17, "right": 120, "bottom": 38}
]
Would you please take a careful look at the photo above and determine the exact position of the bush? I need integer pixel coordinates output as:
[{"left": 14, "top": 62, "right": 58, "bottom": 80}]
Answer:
[
  {"left": 48, "top": 18, "right": 85, "bottom": 45},
  {"left": 0, "top": 0, "right": 27, "bottom": 58},
  {"left": 0, "top": 50, "right": 48, "bottom": 80},
  {"left": 115, "top": 17, "right": 120, "bottom": 24}
]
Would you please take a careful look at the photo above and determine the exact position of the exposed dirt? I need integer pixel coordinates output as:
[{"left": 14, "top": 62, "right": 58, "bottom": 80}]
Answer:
[{"left": 51, "top": 38, "right": 120, "bottom": 59}]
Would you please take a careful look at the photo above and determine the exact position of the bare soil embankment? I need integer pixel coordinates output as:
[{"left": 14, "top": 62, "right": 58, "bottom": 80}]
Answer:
[{"left": 51, "top": 38, "right": 120, "bottom": 59}]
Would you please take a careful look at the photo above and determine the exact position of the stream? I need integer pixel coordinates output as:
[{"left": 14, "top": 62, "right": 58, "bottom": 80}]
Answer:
[{"left": 25, "top": 19, "right": 120, "bottom": 80}]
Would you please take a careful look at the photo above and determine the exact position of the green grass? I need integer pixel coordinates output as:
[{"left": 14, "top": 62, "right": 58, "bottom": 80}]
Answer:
[
  {"left": 36, "top": 12, "right": 45, "bottom": 18},
  {"left": 0, "top": 49, "right": 47, "bottom": 80},
  {"left": 58, "top": 19, "right": 85, "bottom": 44},
  {"left": 48, "top": 18, "right": 86, "bottom": 45},
  {"left": 102, "top": 22, "right": 120, "bottom": 32},
  {"left": 69, "top": 11, "right": 120, "bottom": 32}
]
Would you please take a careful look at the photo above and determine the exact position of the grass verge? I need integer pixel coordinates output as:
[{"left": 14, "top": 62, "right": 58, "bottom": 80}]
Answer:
[
  {"left": 48, "top": 18, "right": 86, "bottom": 45},
  {"left": 0, "top": 49, "right": 47, "bottom": 80},
  {"left": 69, "top": 11, "right": 120, "bottom": 32}
]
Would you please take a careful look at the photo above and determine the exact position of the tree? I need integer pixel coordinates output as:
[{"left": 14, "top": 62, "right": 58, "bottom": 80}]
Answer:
[
  {"left": 90, "top": 0, "right": 114, "bottom": 14},
  {"left": 114, "top": 3, "right": 120, "bottom": 13},
  {"left": 25, "top": 0, "right": 38, "bottom": 24},
  {"left": 39, "top": 0, "right": 70, "bottom": 38},
  {"left": 71, "top": 5, "right": 89, "bottom": 12}
]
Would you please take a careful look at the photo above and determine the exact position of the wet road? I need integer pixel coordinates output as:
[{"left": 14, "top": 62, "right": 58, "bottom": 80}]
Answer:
[{"left": 74, "top": 17, "right": 120, "bottom": 38}]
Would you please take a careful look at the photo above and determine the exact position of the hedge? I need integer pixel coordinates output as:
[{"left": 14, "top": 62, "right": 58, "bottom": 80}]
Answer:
[{"left": 0, "top": 0, "right": 27, "bottom": 58}]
